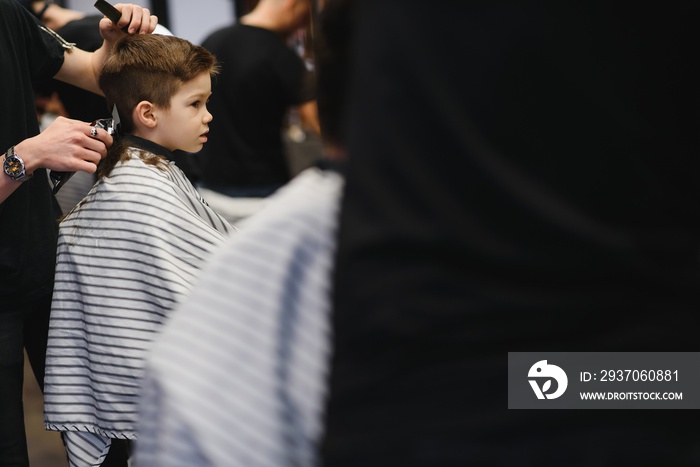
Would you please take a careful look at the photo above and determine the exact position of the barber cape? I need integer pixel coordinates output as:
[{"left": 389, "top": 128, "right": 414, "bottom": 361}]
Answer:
[
  {"left": 135, "top": 166, "right": 343, "bottom": 466},
  {"left": 44, "top": 140, "right": 234, "bottom": 467}
]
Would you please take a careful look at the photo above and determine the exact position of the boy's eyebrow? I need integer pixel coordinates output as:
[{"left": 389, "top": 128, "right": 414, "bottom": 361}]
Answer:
[{"left": 187, "top": 91, "right": 213, "bottom": 100}]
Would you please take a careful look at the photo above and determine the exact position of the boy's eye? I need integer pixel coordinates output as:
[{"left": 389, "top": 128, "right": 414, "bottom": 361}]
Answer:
[{"left": 192, "top": 101, "right": 201, "bottom": 108}]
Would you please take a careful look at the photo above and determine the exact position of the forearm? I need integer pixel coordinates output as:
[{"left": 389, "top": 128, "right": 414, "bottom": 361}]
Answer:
[
  {"left": 53, "top": 47, "right": 104, "bottom": 96},
  {"left": 0, "top": 118, "right": 112, "bottom": 204},
  {"left": 299, "top": 100, "right": 320, "bottom": 135}
]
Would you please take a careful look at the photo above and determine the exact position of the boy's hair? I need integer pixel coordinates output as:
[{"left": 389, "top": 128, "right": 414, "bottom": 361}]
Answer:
[{"left": 99, "top": 34, "right": 219, "bottom": 135}]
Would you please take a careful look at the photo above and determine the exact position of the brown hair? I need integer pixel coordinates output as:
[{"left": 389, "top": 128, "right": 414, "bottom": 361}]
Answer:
[{"left": 98, "top": 34, "right": 219, "bottom": 177}]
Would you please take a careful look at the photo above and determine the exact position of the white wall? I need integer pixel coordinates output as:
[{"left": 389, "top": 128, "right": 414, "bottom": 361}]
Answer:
[
  {"left": 169, "top": 0, "right": 234, "bottom": 45},
  {"left": 66, "top": 0, "right": 235, "bottom": 44}
]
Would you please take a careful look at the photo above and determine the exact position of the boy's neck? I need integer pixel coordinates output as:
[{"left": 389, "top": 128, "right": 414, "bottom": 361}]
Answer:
[{"left": 131, "top": 129, "right": 169, "bottom": 152}]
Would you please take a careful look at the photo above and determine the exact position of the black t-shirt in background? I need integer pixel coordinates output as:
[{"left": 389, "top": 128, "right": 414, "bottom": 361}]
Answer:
[
  {"left": 198, "top": 24, "right": 315, "bottom": 188},
  {"left": 0, "top": 0, "right": 65, "bottom": 310}
]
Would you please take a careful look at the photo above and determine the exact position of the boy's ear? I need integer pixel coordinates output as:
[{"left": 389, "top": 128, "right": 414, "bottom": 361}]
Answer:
[{"left": 134, "top": 101, "right": 158, "bottom": 129}]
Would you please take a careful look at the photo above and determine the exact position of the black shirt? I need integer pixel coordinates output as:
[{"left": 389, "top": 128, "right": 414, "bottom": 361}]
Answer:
[
  {"left": 0, "top": 0, "right": 65, "bottom": 309},
  {"left": 323, "top": 2, "right": 700, "bottom": 466},
  {"left": 198, "top": 24, "right": 315, "bottom": 188}
]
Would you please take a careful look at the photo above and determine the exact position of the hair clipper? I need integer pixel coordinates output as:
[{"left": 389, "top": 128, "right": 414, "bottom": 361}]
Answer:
[{"left": 50, "top": 107, "right": 121, "bottom": 195}]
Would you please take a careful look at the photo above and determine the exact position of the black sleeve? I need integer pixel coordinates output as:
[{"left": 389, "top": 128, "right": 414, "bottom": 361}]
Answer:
[{"left": 19, "top": 5, "right": 66, "bottom": 79}]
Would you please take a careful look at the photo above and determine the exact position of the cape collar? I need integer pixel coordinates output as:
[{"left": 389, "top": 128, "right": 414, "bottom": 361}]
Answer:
[{"left": 123, "top": 135, "right": 174, "bottom": 160}]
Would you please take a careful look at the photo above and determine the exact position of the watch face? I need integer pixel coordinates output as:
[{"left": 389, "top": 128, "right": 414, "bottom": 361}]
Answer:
[
  {"left": 5, "top": 156, "right": 24, "bottom": 177},
  {"left": 3, "top": 150, "right": 30, "bottom": 182}
]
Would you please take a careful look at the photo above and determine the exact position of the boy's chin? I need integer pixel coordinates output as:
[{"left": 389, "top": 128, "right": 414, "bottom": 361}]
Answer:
[{"left": 180, "top": 144, "right": 204, "bottom": 154}]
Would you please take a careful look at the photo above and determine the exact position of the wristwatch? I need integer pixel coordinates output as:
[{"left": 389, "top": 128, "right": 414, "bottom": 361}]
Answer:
[{"left": 3, "top": 146, "right": 33, "bottom": 183}]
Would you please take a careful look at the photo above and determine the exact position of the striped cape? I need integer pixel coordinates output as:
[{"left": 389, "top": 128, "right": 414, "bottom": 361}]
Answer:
[
  {"left": 44, "top": 148, "right": 233, "bottom": 467},
  {"left": 135, "top": 167, "right": 343, "bottom": 466}
]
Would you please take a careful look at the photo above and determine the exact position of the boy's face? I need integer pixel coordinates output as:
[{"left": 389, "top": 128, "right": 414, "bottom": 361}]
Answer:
[{"left": 155, "top": 72, "right": 213, "bottom": 153}]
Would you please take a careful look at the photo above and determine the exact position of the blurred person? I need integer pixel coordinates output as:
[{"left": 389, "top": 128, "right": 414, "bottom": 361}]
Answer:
[
  {"left": 0, "top": 2, "right": 157, "bottom": 465},
  {"left": 42, "top": 34, "right": 233, "bottom": 467},
  {"left": 134, "top": 1, "right": 354, "bottom": 465},
  {"left": 321, "top": 1, "right": 700, "bottom": 466},
  {"left": 197, "top": 0, "right": 318, "bottom": 201}
]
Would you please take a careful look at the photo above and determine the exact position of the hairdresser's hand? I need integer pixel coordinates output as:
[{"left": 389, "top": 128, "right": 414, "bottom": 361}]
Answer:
[
  {"left": 99, "top": 3, "right": 158, "bottom": 44},
  {"left": 13, "top": 117, "right": 112, "bottom": 176}
]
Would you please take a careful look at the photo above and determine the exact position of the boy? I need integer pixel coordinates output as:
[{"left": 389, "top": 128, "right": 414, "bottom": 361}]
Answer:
[{"left": 43, "top": 34, "right": 233, "bottom": 467}]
